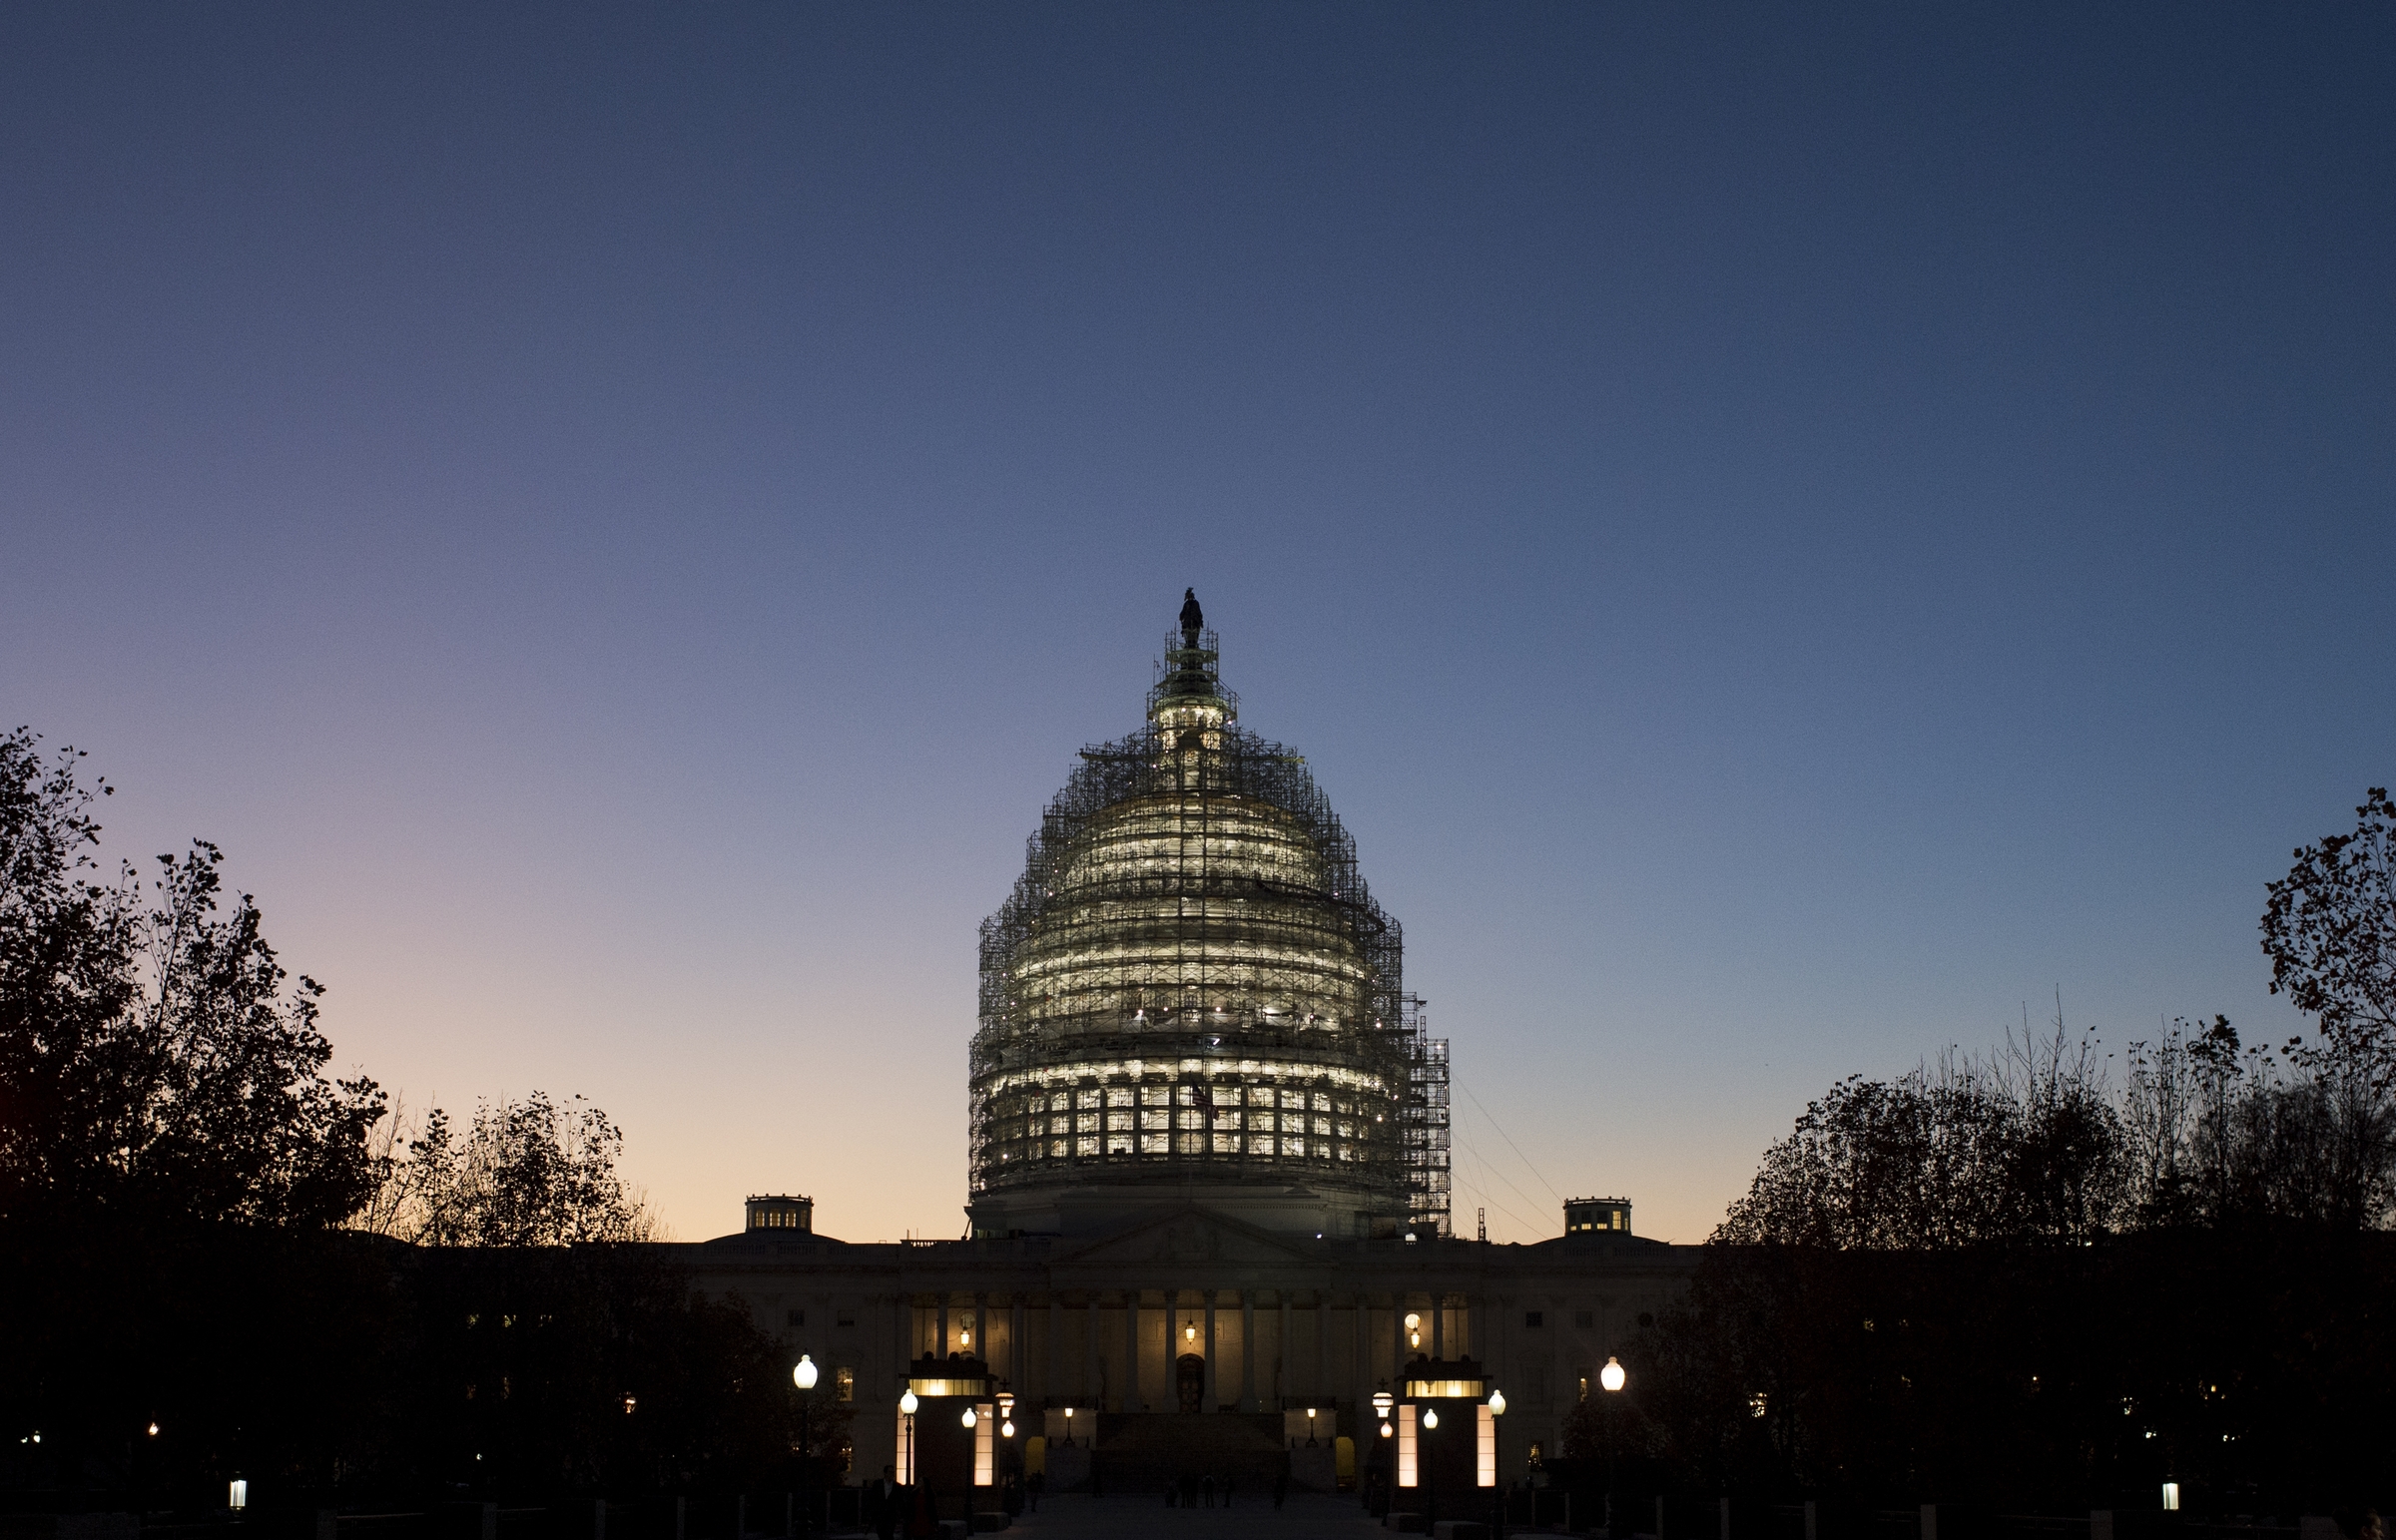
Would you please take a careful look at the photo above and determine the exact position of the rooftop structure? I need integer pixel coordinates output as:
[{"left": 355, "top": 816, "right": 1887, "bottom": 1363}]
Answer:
[{"left": 966, "top": 594, "right": 1450, "bottom": 1240}]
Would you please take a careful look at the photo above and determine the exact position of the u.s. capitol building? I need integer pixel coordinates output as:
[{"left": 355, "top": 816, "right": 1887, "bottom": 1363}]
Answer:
[{"left": 671, "top": 595, "right": 1696, "bottom": 1501}]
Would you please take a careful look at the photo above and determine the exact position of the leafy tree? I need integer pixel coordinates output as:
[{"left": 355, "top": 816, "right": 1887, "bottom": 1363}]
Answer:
[
  {"left": 2264, "top": 786, "right": 2396, "bottom": 1055},
  {"left": 358, "top": 1091, "right": 661, "bottom": 1246},
  {"left": 0, "top": 728, "right": 382, "bottom": 1226}
]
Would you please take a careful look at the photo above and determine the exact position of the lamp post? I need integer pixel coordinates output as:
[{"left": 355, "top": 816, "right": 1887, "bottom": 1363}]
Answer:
[
  {"left": 1306, "top": 1407, "right": 1318, "bottom": 1447},
  {"left": 793, "top": 1356, "right": 820, "bottom": 1534},
  {"left": 1488, "top": 1388, "right": 1506, "bottom": 1535},
  {"left": 1599, "top": 1356, "right": 1626, "bottom": 1534},
  {"left": 898, "top": 1389, "right": 919, "bottom": 1490},
  {"left": 1062, "top": 1406, "right": 1074, "bottom": 1447},
  {"left": 1422, "top": 1405, "right": 1440, "bottom": 1526},
  {"left": 1372, "top": 1388, "right": 1395, "bottom": 1514}
]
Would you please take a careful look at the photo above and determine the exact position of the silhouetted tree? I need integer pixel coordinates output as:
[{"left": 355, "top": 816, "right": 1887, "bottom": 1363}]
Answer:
[{"left": 0, "top": 727, "right": 383, "bottom": 1225}]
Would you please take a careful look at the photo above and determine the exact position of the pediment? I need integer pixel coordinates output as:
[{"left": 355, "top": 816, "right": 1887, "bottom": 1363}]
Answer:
[{"left": 1054, "top": 1204, "right": 1319, "bottom": 1269}]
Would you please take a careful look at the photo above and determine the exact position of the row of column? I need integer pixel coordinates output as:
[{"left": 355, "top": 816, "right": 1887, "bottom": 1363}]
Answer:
[{"left": 914, "top": 1289, "right": 1475, "bottom": 1413}]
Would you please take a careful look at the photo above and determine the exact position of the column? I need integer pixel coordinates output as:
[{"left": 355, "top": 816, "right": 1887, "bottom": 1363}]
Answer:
[
  {"left": 974, "top": 1293, "right": 989, "bottom": 1365},
  {"left": 1279, "top": 1292, "right": 1293, "bottom": 1406},
  {"left": 1202, "top": 1290, "right": 1218, "bottom": 1412},
  {"left": 1086, "top": 1294, "right": 1101, "bottom": 1405},
  {"left": 1432, "top": 1290, "right": 1445, "bottom": 1359},
  {"left": 1314, "top": 1292, "right": 1328, "bottom": 1404},
  {"left": 1352, "top": 1291, "right": 1370, "bottom": 1422},
  {"left": 1011, "top": 1295, "right": 1025, "bottom": 1393},
  {"left": 1394, "top": 1291, "right": 1409, "bottom": 1374},
  {"left": 1166, "top": 1287, "right": 1181, "bottom": 1411},
  {"left": 1124, "top": 1289, "right": 1140, "bottom": 1411},
  {"left": 1047, "top": 1295, "right": 1062, "bottom": 1404},
  {"left": 937, "top": 1296, "right": 949, "bottom": 1357},
  {"left": 1241, "top": 1290, "right": 1258, "bottom": 1413}
]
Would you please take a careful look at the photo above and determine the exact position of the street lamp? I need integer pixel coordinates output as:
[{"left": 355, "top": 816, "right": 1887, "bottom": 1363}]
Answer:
[
  {"left": 1598, "top": 1357, "right": 1626, "bottom": 1533},
  {"left": 793, "top": 1356, "right": 820, "bottom": 1534},
  {"left": 1488, "top": 1389, "right": 1507, "bottom": 1535},
  {"left": 961, "top": 1405, "right": 978, "bottom": 1429},
  {"left": 899, "top": 1389, "right": 919, "bottom": 1488},
  {"left": 1062, "top": 1406, "right": 1074, "bottom": 1446},
  {"left": 1306, "top": 1407, "right": 1319, "bottom": 1446},
  {"left": 1373, "top": 1387, "right": 1394, "bottom": 1439},
  {"left": 1406, "top": 1312, "right": 1422, "bottom": 1351},
  {"left": 1422, "top": 1405, "right": 1441, "bottom": 1526}
]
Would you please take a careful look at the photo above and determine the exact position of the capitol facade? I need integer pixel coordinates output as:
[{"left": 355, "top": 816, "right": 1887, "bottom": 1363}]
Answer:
[{"left": 670, "top": 597, "right": 1696, "bottom": 1506}]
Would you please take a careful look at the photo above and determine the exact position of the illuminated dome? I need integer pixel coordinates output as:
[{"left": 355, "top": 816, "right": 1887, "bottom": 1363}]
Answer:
[{"left": 967, "top": 597, "right": 1449, "bottom": 1239}]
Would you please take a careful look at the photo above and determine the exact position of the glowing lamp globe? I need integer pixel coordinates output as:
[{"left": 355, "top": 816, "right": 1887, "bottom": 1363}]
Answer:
[
  {"left": 1489, "top": 1388, "right": 1507, "bottom": 1416},
  {"left": 1600, "top": 1357, "right": 1626, "bottom": 1393},
  {"left": 961, "top": 1406, "right": 977, "bottom": 1428},
  {"left": 793, "top": 1355, "right": 819, "bottom": 1390},
  {"left": 1423, "top": 1407, "right": 1439, "bottom": 1430},
  {"left": 899, "top": 1390, "right": 919, "bottom": 1415}
]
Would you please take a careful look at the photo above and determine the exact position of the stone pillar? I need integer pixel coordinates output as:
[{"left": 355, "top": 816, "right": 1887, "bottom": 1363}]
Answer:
[
  {"left": 1314, "top": 1292, "right": 1328, "bottom": 1403},
  {"left": 1394, "top": 1292, "right": 1409, "bottom": 1373},
  {"left": 1124, "top": 1289, "right": 1140, "bottom": 1411},
  {"left": 974, "top": 1293, "right": 988, "bottom": 1364},
  {"left": 937, "top": 1296, "right": 949, "bottom": 1357},
  {"left": 1202, "top": 1290, "right": 1217, "bottom": 1412},
  {"left": 1242, "top": 1290, "right": 1258, "bottom": 1412},
  {"left": 1352, "top": 1291, "right": 1370, "bottom": 1420},
  {"left": 1011, "top": 1295, "right": 1025, "bottom": 1394},
  {"left": 1279, "top": 1292, "right": 1293, "bottom": 1405},
  {"left": 1086, "top": 1294, "right": 1101, "bottom": 1404},
  {"left": 1047, "top": 1295, "right": 1061, "bottom": 1404},
  {"left": 1433, "top": 1291, "right": 1445, "bottom": 1359}
]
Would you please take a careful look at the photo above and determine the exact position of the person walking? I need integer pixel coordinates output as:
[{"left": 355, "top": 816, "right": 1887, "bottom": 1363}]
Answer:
[
  {"left": 1202, "top": 1473, "right": 1216, "bottom": 1508},
  {"left": 869, "top": 1465, "right": 899, "bottom": 1540}
]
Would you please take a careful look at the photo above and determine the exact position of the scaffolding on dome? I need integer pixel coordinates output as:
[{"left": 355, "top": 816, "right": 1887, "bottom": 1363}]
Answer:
[{"left": 968, "top": 624, "right": 1452, "bottom": 1237}]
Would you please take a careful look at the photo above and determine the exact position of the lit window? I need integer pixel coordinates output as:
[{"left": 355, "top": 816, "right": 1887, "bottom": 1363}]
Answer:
[
  {"left": 1140, "top": 1085, "right": 1172, "bottom": 1106},
  {"left": 1175, "top": 1132, "right": 1205, "bottom": 1155},
  {"left": 1106, "top": 1087, "right": 1135, "bottom": 1108},
  {"left": 1282, "top": 1089, "right": 1306, "bottom": 1109},
  {"left": 1139, "top": 1109, "right": 1169, "bottom": 1131},
  {"left": 1313, "top": 1092, "right": 1331, "bottom": 1111},
  {"left": 1313, "top": 1117, "right": 1331, "bottom": 1136},
  {"left": 1076, "top": 1136, "right": 1098, "bottom": 1157},
  {"left": 1106, "top": 1133, "right": 1133, "bottom": 1155},
  {"left": 1139, "top": 1133, "right": 1168, "bottom": 1154},
  {"left": 836, "top": 1367, "right": 855, "bottom": 1402},
  {"left": 1285, "top": 1137, "right": 1307, "bottom": 1157},
  {"left": 1050, "top": 1092, "right": 1071, "bottom": 1112},
  {"left": 1248, "top": 1087, "right": 1274, "bottom": 1106},
  {"left": 1213, "top": 1134, "right": 1239, "bottom": 1154},
  {"left": 1051, "top": 1140, "right": 1070, "bottom": 1158},
  {"left": 1248, "top": 1135, "right": 1274, "bottom": 1156},
  {"left": 1176, "top": 1109, "right": 1204, "bottom": 1130},
  {"left": 1075, "top": 1090, "right": 1100, "bottom": 1111},
  {"left": 1105, "top": 1111, "right": 1134, "bottom": 1132}
]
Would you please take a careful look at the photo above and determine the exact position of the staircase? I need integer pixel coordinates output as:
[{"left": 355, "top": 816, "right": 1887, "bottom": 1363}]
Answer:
[{"left": 1092, "top": 1412, "right": 1291, "bottom": 1493}]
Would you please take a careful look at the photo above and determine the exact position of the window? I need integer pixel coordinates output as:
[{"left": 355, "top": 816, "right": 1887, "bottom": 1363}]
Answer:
[
  {"left": 1075, "top": 1113, "right": 1098, "bottom": 1133},
  {"left": 1575, "top": 1310, "right": 1593, "bottom": 1329},
  {"left": 1248, "top": 1135, "right": 1274, "bottom": 1156},
  {"left": 1138, "top": 1108, "right": 1169, "bottom": 1131},
  {"left": 1248, "top": 1086, "right": 1275, "bottom": 1106},
  {"left": 836, "top": 1367, "right": 855, "bottom": 1402},
  {"left": 1075, "top": 1089, "right": 1100, "bottom": 1111},
  {"left": 1106, "top": 1087, "right": 1135, "bottom": 1108},
  {"left": 1105, "top": 1110, "right": 1134, "bottom": 1132},
  {"left": 1524, "top": 1311, "right": 1544, "bottom": 1328},
  {"left": 1176, "top": 1132, "right": 1205, "bottom": 1155},
  {"left": 1138, "top": 1133, "right": 1168, "bottom": 1154},
  {"left": 1140, "top": 1085, "right": 1172, "bottom": 1106},
  {"left": 1076, "top": 1135, "right": 1099, "bottom": 1157},
  {"left": 837, "top": 1311, "right": 856, "bottom": 1328},
  {"left": 787, "top": 1308, "right": 806, "bottom": 1327},
  {"left": 1212, "top": 1133, "right": 1239, "bottom": 1154}
]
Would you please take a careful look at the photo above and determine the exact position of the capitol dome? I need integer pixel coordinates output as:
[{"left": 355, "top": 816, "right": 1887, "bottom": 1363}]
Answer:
[{"left": 967, "top": 595, "right": 1449, "bottom": 1240}]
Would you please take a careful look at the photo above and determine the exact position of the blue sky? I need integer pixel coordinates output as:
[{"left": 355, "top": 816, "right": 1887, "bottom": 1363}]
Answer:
[{"left": 3, "top": 3, "right": 2389, "bottom": 1242}]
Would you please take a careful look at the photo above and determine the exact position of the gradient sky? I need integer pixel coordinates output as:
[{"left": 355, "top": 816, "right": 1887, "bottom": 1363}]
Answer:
[{"left": 4, "top": 4, "right": 2390, "bottom": 1245}]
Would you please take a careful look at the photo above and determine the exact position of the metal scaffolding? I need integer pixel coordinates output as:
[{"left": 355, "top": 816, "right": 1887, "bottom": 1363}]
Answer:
[{"left": 968, "top": 617, "right": 1451, "bottom": 1237}]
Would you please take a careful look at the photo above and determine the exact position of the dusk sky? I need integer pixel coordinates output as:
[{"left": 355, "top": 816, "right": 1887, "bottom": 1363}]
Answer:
[{"left": 4, "top": 4, "right": 2390, "bottom": 1245}]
